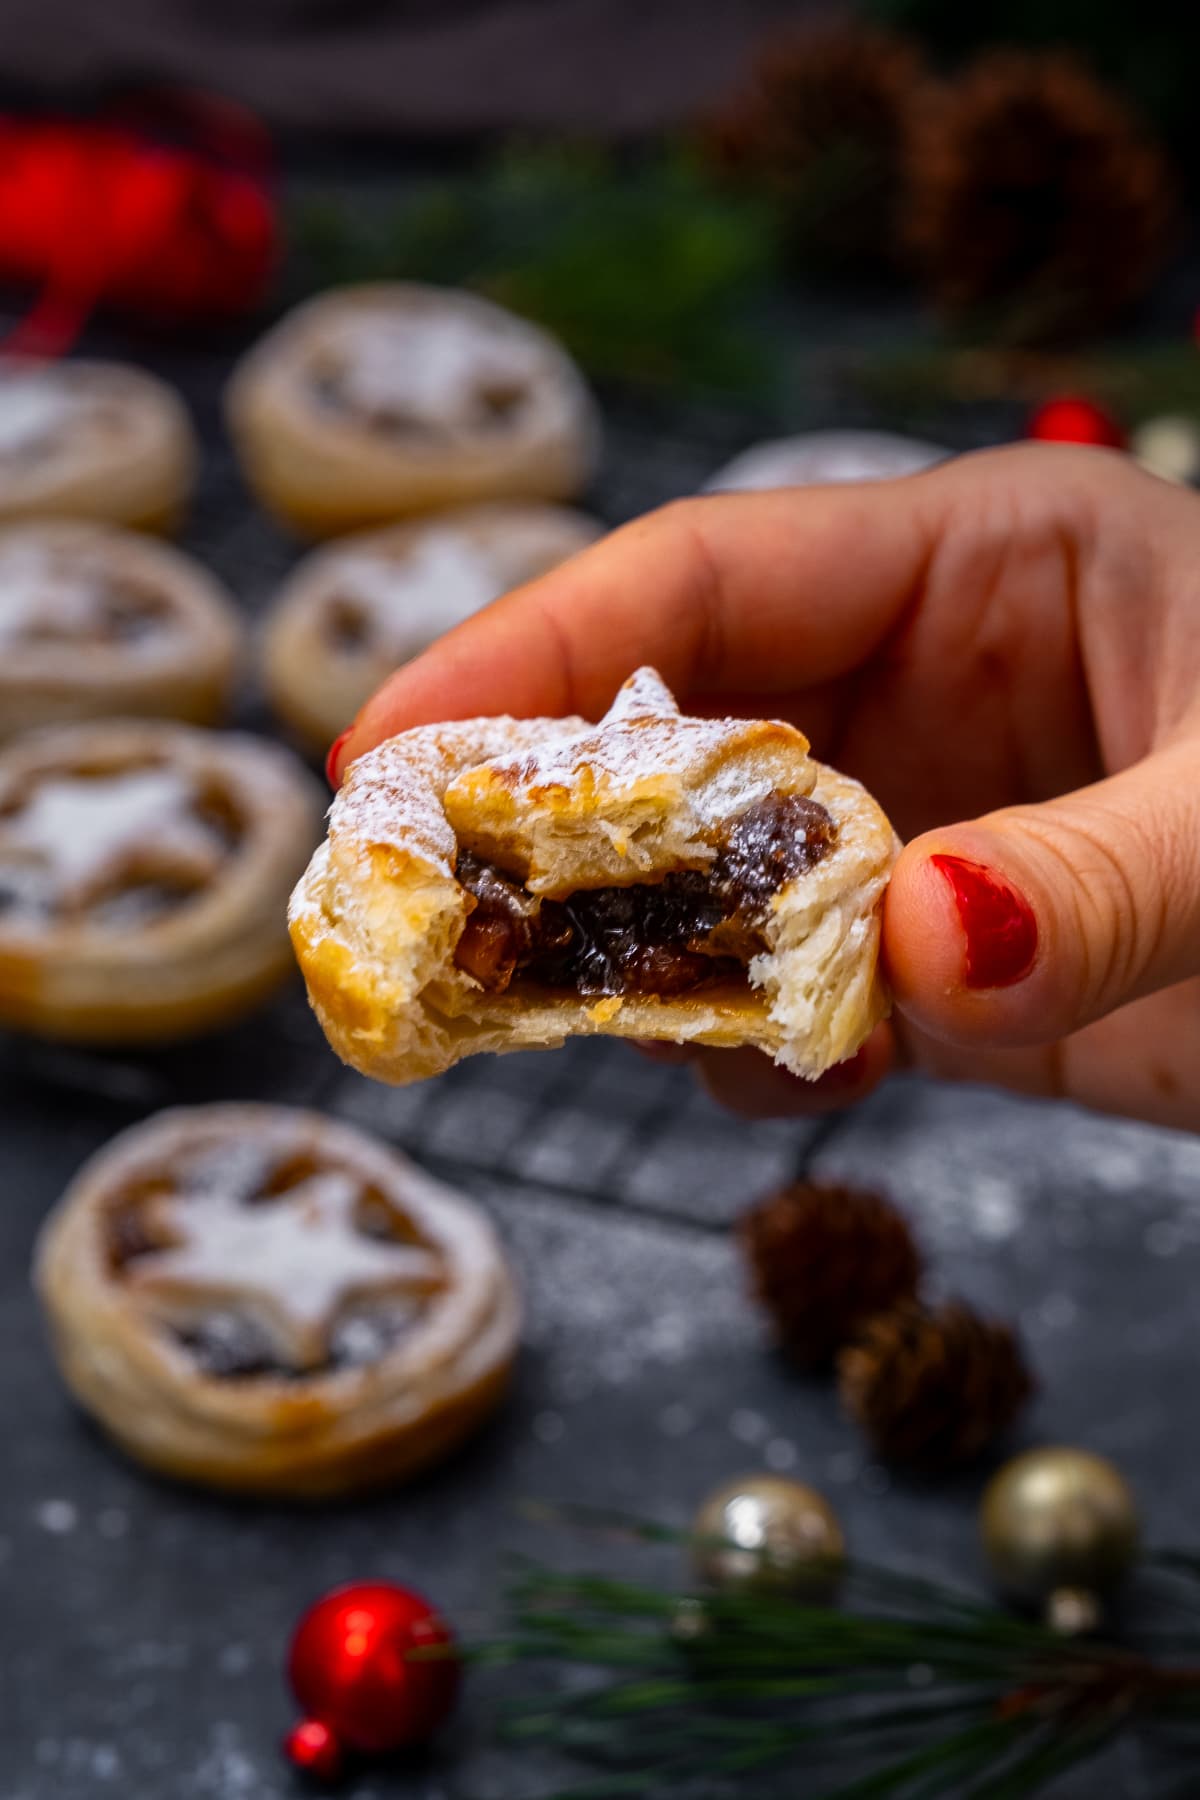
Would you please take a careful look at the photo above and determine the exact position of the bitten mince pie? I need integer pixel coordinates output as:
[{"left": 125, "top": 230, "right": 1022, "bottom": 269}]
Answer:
[
  {"left": 0, "top": 719, "right": 322, "bottom": 1043},
  {"left": 0, "top": 521, "right": 243, "bottom": 740},
  {"left": 290, "top": 668, "right": 899, "bottom": 1085},
  {"left": 225, "top": 283, "right": 601, "bottom": 534},
  {"left": 0, "top": 358, "right": 197, "bottom": 531},
  {"left": 706, "top": 430, "right": 947, "bottom": 493},
  {"left": 35, "top": 1104, "right": 521, "bottom": 1498},
  {"left": 263, "top": 502, "right": 602, "bottom": 754}
]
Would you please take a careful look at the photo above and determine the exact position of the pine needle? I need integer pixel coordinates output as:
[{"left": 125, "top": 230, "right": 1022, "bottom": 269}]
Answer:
[{"left": 481, "top": 1528, "right": 1200, "bottom": 1799}]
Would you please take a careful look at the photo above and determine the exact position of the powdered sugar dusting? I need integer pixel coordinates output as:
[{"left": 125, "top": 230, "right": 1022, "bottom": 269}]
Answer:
[
  {"left": 335, "top": 529, "right": 502, "bottom": 649},
  {"left": 0, "top": 372, "right": 79, "bottom": 455},
  {"left": 0, "top": 543, "right": 105, "bottom": 642},
  {"left": 127, "top": 1169, "right": 443, "bottom": 1370},
  {"left": 604, "top": 665, "right": 679, "bottom": 722},
  {"left": 473, "top": 666, "right": 810, "bottom": 800},
  {"left": 0, "top": 768, "right": 226, "bottom": 917},
  {"left": 324, "top": 309, "right": 540, "bottom": 430},
  {"left": 329, "top": 715, "right": 574, "bottom": 877},
  {"left": 0, "top": 540, "right": 168, "bottom": 650}
]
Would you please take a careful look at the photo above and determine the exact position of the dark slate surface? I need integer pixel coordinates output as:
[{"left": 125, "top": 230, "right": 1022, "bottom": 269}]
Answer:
[{"left": 2, "top": 245, "right": 1198, "bottom": 1800}]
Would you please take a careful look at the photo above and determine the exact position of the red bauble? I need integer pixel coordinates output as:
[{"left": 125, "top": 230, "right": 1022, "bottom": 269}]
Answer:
[
  {"left": 0, "top": 96, "right": 276, "bottom": 355},
  {"left": 1026, "top": 395, "right": 1125, "bottom": 449},
  {"left": 283, "top": 1719, "right": 342, "bottom": 1782},
  {"left": 285, "top": 1581, "right": 460, "bottom": 1771}
]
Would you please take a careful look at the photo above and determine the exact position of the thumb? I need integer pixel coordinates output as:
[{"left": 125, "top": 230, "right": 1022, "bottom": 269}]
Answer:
[{"left": 884, "top": 739, "right": 1200, "bottom": 1049}]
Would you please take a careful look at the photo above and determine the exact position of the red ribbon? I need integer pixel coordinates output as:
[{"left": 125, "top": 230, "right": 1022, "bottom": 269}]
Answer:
[{"left": 0, "top": 93, "right": 277, "bottom": 356}]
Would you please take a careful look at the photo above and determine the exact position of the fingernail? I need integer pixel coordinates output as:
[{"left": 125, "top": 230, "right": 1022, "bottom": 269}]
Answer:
[
  {"left": 930, "top": 853, "right": 1038, "bottom": 989},
  {"left": 324, "top": 727, "right": 353, "bottom": 789}
]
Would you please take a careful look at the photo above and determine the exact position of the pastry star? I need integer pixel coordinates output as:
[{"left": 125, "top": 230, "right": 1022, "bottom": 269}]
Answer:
[
  {"left": 333, "top": 312, "right": 534, "bottom": 427},
  {"left": 0, "top": 768, "right": 227, "bottom": 914},
  {"left": 128, "top": 1171, "right": 444, "bottom": 1371},
  {"left": 0, "top": 545, "right": 105, "bottom": 645},
  {"left": 339, "top": 530, "right": 500, "bottom": 648},
  {"left": 444, "top": 665, "right": 817, "bottom": 892}
]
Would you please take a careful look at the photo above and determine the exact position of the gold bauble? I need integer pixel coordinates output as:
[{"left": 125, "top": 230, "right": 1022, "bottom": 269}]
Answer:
[
  {"left": 692, "top": 1475, "right": 845, "bottom": 1599},
  {"left": 980, "top": 1447, "right": 1140, "bottom": 1612},
  {"left": 1131, "top": 414, "right": 1200, "bottom": 485}
]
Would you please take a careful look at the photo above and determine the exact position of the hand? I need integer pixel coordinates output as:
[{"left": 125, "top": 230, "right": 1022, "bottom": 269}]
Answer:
[{"left": 331, "top": 445, "right": 1200, "bottom": 1132}]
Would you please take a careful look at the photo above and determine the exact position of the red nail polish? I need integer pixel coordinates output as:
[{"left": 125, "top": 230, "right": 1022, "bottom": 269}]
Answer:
[
  {"left": 324, "top": 727, "right": 353, "bottom": 789},
  {"left": 930, "top": 854, "right": 1038, "bottom": 989}
]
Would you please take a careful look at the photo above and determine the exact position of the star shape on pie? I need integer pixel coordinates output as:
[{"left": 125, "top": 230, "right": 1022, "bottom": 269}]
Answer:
[{"left": 127, "top": 1170, "right": 445, "bottom": 1371}]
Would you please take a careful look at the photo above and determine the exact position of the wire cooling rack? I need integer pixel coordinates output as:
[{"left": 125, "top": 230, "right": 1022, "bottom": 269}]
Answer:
[
  {"left": 331, "top": 1036, "right": 816, "bottom": 1227},
  {"left": 0, "top": 324, "right": 823, "bottom": 1228}
]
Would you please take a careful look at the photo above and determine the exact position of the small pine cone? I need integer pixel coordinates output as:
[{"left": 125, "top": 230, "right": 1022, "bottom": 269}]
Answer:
[
  {"left": 905, "top": 50, "right": 1176, "bottom": 342},
  {"left": 838, "top": 1301, "right": 1034, "bottom": 1471},
  {"left": 740, "top": 1181, "right": 923, "bottom": 1368},
  {"left": 703, "top": 24, "right": 926, "bottom": 272}
]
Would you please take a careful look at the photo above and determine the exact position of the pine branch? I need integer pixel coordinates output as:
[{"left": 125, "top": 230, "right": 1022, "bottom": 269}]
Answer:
[
  {"left": 483, "top": 1519, "right": 1200, "bottom": 1799},
  {"left": 287, "top": 142, "right": 783, "bottom": 402}
]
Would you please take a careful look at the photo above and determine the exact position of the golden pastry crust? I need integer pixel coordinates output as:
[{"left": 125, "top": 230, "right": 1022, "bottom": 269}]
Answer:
[
  {"left": 0, "top": 719, "right": 322, "bottom": 1043},
  {"left": 35, "top": 1104, "right": 521, "bottom": 1498},
  {"left": 0, "top": 359, "right": 196, "bottom": 531},
  {"left": 0, "top": 520, "right": 243, "bottom": 740},
  {"left": 290, "top": 668, "right": 899, "bottom": 1083},
  {"left": 226, "top": 284, "right": 601, "bottom": 535},
  {"left": 263, "top": 502, "right": 602, "bottom": 753}
]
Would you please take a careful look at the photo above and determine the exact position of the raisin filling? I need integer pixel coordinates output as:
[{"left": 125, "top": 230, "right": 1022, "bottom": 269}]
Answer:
[{"left": 453, "top": 793, "right": 837, "bottom": 999}]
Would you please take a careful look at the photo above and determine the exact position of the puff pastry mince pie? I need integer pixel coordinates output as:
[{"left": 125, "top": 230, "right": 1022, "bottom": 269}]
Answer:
[
  {"left": 226, "top": 283, "right": 601, "bottom": 534},
  {"left": 264, "top": 502, "right": 602, "bottom": 753},
  {"left": 290, "top": 668, "right": 899, "bottom": 1084},
  {"left": 0, "top": 720, "right": 321, "bottom": 1043},
  {"left": 0, "top": 359, "right": 196, "bottom": 530},
  {"left": 0, "top": 521, "right": 243, "bottom": 740},
  {"left": 36, "top": 1104, "right": 521, "bottom": 1497}
]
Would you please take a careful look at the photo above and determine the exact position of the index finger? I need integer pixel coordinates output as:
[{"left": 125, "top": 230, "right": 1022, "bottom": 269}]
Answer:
[{"left": 336, "top": 475, "right": 938, "bottom": 775}]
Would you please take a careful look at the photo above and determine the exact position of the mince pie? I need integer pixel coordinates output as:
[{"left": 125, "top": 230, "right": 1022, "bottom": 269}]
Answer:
[
  {"left": 263, "top": 502, "right": 602, "bottom": 753},
  {"left": 290, "top": 667, "right": 899, "bottom": 1084},
  {"left": 0, "top": 719, "right": 321, "bottom": 1043},
  {"left": 0, "top": 358, "right": 196, "bottom": 531},
  {"left": 706, "top": 430, "right": 947, "bottom": 493},
  {"left": 36, "top": 1104, "right": 521, "bottom": 1497},
  {"left": 0, "top": 521, "right": 243, "bottom": 740},
  {"left": 226, "top": 283, "right": 600, "bottom": 534}
]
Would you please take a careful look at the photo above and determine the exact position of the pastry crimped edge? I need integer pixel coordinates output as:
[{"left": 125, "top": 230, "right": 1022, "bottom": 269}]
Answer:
[
  {"left": 34, "top": 1104, "right": 521, "bottom": 1499},
  {"left": 289, "top": 673, "right": 899, "bottom": 1084},
  {"left": 0, "top": 720, "right": 322, "bottom": 1044},
  {"left": 0, "top": 520, "right": 243, "bottom": 741},
  {"left": 0, "top": 361, "right": 197, "bottom": 532},
  {"left": 225, "top": 283, "right": 602, "bottom": 535},
  {"left": 263, "top": 502, "right": 603, "bottom": 754}
]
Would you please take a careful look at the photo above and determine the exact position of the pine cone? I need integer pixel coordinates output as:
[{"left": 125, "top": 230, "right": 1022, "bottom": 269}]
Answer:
[
  {"left": 740, "top": 1181, "right": 923, "bottom": 1368},
  {"left": 838, "top": 1301, "right": 1034, "bottom": 1471},
  {"left": 905, "top": 50, "right": 1176, "bottom": 342},
  {"left": 704, "top": 24, "right": 926, "bottom": 273}
]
